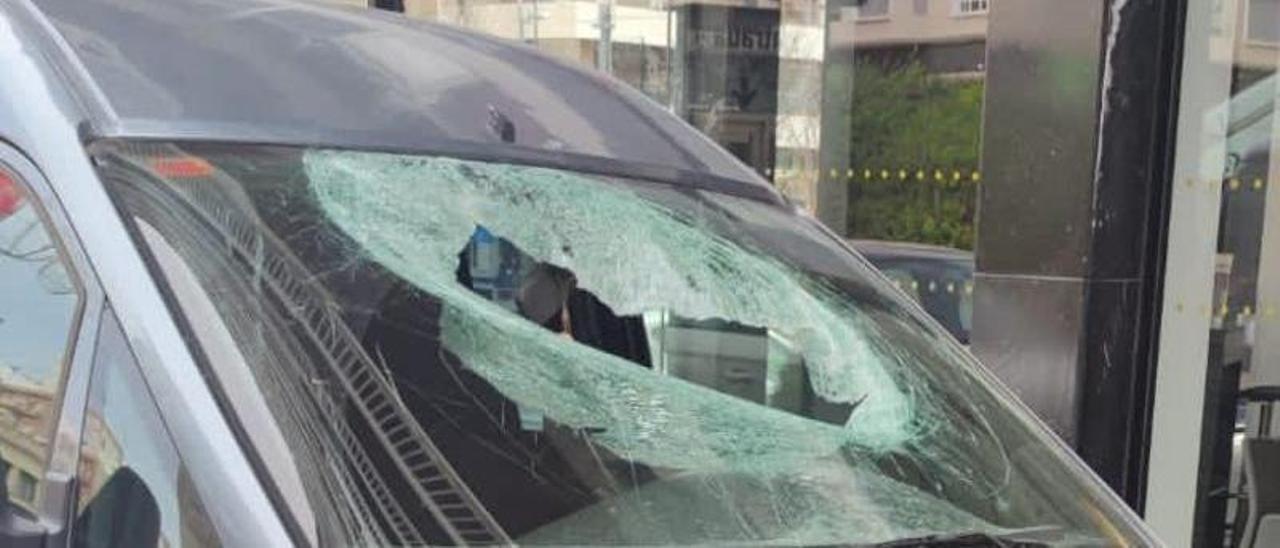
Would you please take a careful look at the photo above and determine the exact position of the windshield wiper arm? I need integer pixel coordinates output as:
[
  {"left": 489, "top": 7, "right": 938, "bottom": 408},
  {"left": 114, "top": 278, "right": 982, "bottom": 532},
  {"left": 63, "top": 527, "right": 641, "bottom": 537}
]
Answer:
[{"left": 862, "top": 531, "right": 1051, "bottom": 547}]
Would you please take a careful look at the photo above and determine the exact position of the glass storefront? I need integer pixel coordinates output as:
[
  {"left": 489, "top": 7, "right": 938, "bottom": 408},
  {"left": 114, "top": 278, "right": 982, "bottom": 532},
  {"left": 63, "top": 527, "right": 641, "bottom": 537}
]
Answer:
[
  {"left": 381, "top": 0, "right": 987, "bottom": 326},
  {"left": 1150, "top": 1, "right": 1280, "bottom": 546}
]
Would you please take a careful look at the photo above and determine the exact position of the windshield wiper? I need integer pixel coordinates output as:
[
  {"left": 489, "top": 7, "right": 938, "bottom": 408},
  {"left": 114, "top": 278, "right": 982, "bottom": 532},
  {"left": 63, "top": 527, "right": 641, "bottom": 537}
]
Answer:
[{"left": 860, "top": 530, "right": 1053, "bottom": 547}]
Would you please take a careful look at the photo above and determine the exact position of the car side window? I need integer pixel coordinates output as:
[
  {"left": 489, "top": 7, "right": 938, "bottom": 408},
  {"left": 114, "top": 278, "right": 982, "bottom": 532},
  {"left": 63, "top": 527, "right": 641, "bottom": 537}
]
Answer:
[
  {"left": 72, "top": 310, "right": 221, "bottom": 548},
  {"left": 0, "top": 165, "right": 82, "bottom": 515}
]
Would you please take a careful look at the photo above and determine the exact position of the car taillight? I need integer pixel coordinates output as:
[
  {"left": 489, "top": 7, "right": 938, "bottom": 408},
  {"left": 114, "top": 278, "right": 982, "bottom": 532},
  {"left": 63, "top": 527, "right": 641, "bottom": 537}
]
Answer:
[{"left": 0, "top": 170, "right": 24, "bottom": 219}]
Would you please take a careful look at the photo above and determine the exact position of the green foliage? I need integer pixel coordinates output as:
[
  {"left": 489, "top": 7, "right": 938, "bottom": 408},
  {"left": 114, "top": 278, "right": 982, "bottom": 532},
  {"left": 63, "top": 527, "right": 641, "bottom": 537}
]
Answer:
[{"left": 846, "top": 60, "right": 983, "bottom": 250}]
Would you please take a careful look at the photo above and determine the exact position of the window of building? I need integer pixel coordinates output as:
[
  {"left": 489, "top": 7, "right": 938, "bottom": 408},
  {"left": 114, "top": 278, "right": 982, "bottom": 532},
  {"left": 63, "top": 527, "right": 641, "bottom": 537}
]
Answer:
[
  {"left": 14, "top": 470, "right": 38, "bottom": 503},
  {"left": 72, "top": 312, "right": 220, "bottom": 547},
  {"left": 914, "top": 0, "right": 929, "bottom": 15},
  {"left": 1248, "top": 0, "right": 1280, "bottom": 44},
  {"left": 954, "top": 0, "right": 988, "bottom": 16},
  {"left": 372, "top": 0, "right": 404, "bottom": 13},
  {"left": 855, "top": 0, "right": 889, "bottom": 20},
  {"left": 0, "top": 164, "right": 82, "bottom": 514}
]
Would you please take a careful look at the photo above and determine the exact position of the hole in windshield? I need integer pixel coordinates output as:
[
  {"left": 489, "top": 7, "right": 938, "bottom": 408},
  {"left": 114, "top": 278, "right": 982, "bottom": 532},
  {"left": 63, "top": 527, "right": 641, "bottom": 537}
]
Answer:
[{"left": 454, "top": 225, "right": 857, "bottom": 426}]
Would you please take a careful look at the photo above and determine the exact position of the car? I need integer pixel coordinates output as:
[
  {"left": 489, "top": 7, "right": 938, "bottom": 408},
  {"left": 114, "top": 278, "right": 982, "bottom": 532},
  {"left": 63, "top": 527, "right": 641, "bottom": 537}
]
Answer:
[
  {"left": 851, "top": 240, "right": 974, "bottom": 344},
  {"left": 0, "top": 0, "right": 1159, "bottom": 546}
]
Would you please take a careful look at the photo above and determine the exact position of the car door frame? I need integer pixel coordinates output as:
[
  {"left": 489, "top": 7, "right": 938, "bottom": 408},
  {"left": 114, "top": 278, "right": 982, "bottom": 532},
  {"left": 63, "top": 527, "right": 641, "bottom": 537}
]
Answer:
[
  {"left": 0, "top": 142, "right": 105, "bottom": 546},
  {"left": 3, "top": 138, "right": 301, "bottom": 547}
]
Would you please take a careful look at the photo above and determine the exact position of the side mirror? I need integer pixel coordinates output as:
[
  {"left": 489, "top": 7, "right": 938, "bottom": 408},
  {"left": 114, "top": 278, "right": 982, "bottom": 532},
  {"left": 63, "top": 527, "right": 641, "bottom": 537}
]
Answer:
[{"left": 0, "top": 457, "right": 46, "bottom": 548}]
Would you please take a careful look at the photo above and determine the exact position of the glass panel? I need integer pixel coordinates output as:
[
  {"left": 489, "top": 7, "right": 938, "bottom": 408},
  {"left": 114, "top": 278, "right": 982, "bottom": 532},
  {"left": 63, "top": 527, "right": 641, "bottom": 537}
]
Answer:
[
  {"left": 92, "top": 140, "right": 1151, "bottom": 546},
  {"left": 856, "top": 0, "right": 890, "bottom": 19},
  {"left": 407, "top": 0, "right": 983, "bottom": 347},
  {"left": 955, "top": 0, "right": 987, "bottom": 16},
  {"left": 1149, "top": 0, "right": 1280, "bottom": 545},
  {"left": 1248, "top": 0, "right": 1280, "bottom": 44},
  {"left": 73, "top": 311, "right": 221, "bottom": 548},
  {"left": 0, "top": 165, "right": 82, "bottom": 516}
]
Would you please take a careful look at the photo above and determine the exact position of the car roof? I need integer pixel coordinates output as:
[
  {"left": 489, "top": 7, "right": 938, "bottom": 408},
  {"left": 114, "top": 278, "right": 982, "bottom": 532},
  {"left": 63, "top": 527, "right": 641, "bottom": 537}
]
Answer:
[
  {"left": 849, "top": 239, "right": 974, "bottom": 264},
  {"left": 16, "top": 0, "right": 776, "bottom": 201}
]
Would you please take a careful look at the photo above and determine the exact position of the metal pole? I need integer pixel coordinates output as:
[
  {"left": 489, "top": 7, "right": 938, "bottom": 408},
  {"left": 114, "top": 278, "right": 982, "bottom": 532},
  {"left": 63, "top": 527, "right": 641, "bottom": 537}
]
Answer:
[
  {"left": 597, "top": 0, "right": 613, "bottom": 73},
  {"left": 665, "top": 2, "right": 673, "bottom": 109},
  {"left": 532, "top": 0, "right": 539, "bottom": 43},
  {"left": 517, "top": 0, "right": 525, "bottom": 41}
]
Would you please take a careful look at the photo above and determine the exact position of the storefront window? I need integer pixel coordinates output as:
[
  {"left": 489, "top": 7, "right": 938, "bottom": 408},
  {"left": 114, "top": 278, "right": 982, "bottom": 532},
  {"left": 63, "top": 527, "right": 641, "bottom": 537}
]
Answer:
[
  {"left": 853, "top": 0, "right": 889, "bottom": 20},
  {"left": 1149, "top": 0, "right": 1280, "bottom": 546},
  {"left": 403, "top": 0, "right": 984, "bottom": 334}
]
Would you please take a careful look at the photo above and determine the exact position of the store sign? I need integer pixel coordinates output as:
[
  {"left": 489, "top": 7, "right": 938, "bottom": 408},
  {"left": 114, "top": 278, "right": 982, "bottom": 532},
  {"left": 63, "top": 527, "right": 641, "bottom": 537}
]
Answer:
[
  {"left": 689, "top": 26, "right": 779, "bottom": 53},
  {"left": 681, "top": 6, "right": 780, "bottom": 114}
]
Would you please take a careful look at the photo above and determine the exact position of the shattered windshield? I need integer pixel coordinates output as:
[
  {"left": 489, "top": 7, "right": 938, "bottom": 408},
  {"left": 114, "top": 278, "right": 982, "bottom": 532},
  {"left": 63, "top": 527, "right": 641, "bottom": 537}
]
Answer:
[{"left": 92, "top": 141, "right": 1149, "bottom": 546}]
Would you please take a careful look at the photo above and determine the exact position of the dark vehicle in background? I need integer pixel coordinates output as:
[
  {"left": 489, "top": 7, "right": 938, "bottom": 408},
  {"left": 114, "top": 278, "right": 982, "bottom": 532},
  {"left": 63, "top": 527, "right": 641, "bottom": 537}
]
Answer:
[
  {"left": 853, "top": 240, "right": 975, "bottom": 345},
  {"left": 0, "top": 0, "right": 1157, "bottom": 546}
]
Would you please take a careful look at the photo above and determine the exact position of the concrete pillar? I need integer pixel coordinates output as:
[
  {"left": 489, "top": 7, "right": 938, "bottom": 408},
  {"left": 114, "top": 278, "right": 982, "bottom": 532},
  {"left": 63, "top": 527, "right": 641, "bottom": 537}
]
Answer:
[
  {"left": 974, "top": 0, "right": 1181, "bottom": 508},
  {"left": 773, "top": 0, "right": 849, "bottom": 235}
]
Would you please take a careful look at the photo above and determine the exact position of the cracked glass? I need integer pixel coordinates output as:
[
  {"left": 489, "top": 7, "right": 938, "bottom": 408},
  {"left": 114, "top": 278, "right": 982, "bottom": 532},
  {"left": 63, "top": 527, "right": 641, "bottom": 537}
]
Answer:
[{"left": 92, "top": 140, "right": 1148, "bottom": 546}]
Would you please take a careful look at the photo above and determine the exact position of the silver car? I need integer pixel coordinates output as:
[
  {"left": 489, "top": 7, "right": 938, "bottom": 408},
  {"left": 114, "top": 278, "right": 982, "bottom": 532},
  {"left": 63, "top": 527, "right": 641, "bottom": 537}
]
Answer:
[{"left": 0, "top": 0, "right": 1157, "bottom": 546}]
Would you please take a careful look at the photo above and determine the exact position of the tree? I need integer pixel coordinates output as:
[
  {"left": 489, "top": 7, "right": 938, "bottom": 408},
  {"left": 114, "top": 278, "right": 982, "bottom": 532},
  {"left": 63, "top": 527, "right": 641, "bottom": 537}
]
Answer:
[{"left": 846, "top": 60, "right": 983, "bottom": 250}]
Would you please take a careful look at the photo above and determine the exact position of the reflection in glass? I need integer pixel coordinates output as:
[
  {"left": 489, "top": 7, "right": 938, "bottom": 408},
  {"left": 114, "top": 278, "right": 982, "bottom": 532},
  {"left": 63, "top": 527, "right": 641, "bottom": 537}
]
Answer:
[
  {"left": 1154, "top": 0, "right": 1280, "bottom": 544},
  {"left": 74, "top": 312, "right": 219, "bottom": 547},
  {"left": 1208, "top": 26, "right": 1280, "bottom": 548},
  {"left": 829, "top": 0, "right": 986, "bottom": 250},
  {"left": 407, "top": 0, "right": 988, "bottom": 254},
  {"left": 0, "top": 168, "right": 81, "bottom": 515}
]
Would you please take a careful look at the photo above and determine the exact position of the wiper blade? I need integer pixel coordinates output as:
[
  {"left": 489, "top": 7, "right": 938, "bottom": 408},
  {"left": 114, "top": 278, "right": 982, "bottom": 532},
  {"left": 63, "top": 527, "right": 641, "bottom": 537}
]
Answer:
[{"left": 863, "top": 531, "right": 1051, "bottom": 547}]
